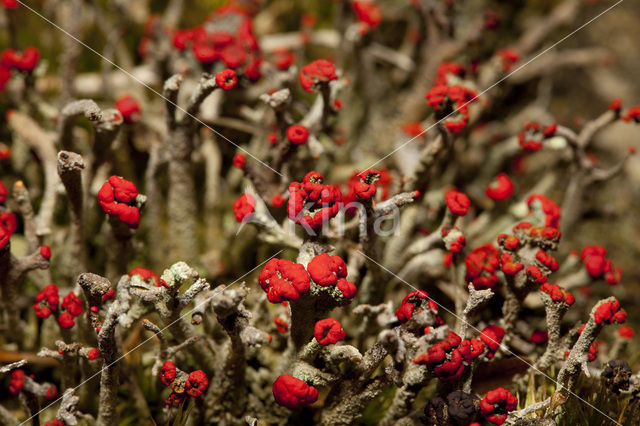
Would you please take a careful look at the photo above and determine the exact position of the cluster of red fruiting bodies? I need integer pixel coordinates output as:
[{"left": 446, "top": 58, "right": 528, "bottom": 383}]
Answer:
[
  {"left": 160, "top": 361, "right": 209, "bottom": 406},
  {"left": 0, "top": 46, "right": 39, "bottom": 91},
  {"left": 33, "top": 284, "right": 84, "bottom": 330}
]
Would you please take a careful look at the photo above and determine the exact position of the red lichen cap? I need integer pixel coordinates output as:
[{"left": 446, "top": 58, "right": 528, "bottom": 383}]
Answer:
[
  {"left": 287, "top": 171, "right": 342, "bottom": 230},
  {"left": 594, "top": 298, "right": 626, "bottom": 324},
  {"left": 525, "top": 266, "right": 547, "bottom": 284},
  {"left": 0, "top": 181, "right": 7, "bottom": 204},
  {"left": 540, "top": 282, "right": 575, "bottom": 306},
  {"left": 536, "top": 250, "right": 558, "bottom": 272},
  {"left": 496, "top": 48, "right": 519, "bottom": 72},
  {"left": 233, "top": 153, "right": 246, "bottom": 169},
  {"left": 395, "top": 290, "right": 437, "bottom": 322},
  {"left": 465, "top": 244, "right": 500, "bottom": 290},
  {"left": 413, "top": 332, "right": 468, "bottom": 381},
  {"left": 441, "top": 225, "right": 466, "bottom": 253},
  {"left": 445, "top": 189, "right": 470, "bottom": 216},
  {"left": 307, "top": 253, "right": 347, "bottom": 286},
  {"left": 34, "top": 284, "right": 60, "bottom": 319},
  {"left": 485, "top": 173, "right": 514, "bottom": 201},
  {"left": 274, "top": 316, "right": 289, "bottom": 333},
  {"left": 352, "top": 1, "right": 382, "bottom": 30},
  {"left": 185, "top": 370, "right": 208, "bottom": 397},
  {"left": 499, "top": 252, "right": 524, "bottom": 276},
  {"left": 9, "top": 369, "right": 25, "bottom": 394},
  {"left": 98, "top": 176, "right": 141, "bottom": 228},
  {"left": 480, "top": 387, "right": 518, "bottom": 425},
  {"left": 40, "top": 245, "right": 51, "bottom": 259},
  {"left": 526, "top": 194, "right": 561, "bottom": 229},
  {"left": 215, "top": 69, "right": 237, "bottom": 91},
  {"left": 479, "top": 325, "right": 505, "bottom": 359},
  {"left": 87, "top": 348, "right": 100, "bottom": 360},
  {"left": 314, "top": 318, "right": 346, "bottom": 346},
  {"left": 618, "top": 325, "right": 635, "bottom": 339},
  {"left": 57, "top": 312, "right": 76, "bottom": 329},
  {"left": 286, "top": 124, "right": 310, "bottom": 145},
  {"left": 233, "top": 193, "right": 256, "bottom": 222},
  {"left": 161, "top": 361, "right": 177, "bottom": 386},
  {"left": 0, "top": 211, "right": 17, "bottom": 235},
  {"left": 258, "top": 258, "right": 311, "bottom": 303},
  {"left": 61, "top": 292, "right": 83, "bottom": 317},
  {"left": 272, "top": 374, "right": 319, "bottom": 408},
  {"left": 114, "top": 95, "right": 142, "bottom": 123},
  {"left": 299, "top": 59, "right": 337, "bottom": 93},
  {"left": 530, "top": 330, "right": 548, "bottom": 345},
  {"left": 336, "top": 278, "right": 357, "bottom": 299},
  {"left": 128, "top": 267, "right": 161, "bottom": 286}
]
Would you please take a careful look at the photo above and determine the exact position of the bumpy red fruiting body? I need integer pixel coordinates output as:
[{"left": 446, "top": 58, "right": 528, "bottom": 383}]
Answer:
[
  {"left": 57, "top": 312, "right": 75, "bottom": 329},
  {"left": 594, "top": 299, "right": 626, "bottom": 324},
  {"left": 61, "top": 292, "right": 83, "bottom": 317},
  {"left": 413, "top": 332, "right": 477, "bottom": 381},
  {"left": 39, "top": 245, "right": 51, "bottom": 259},
  {"left": 314, "top": 318, "right": 346, "bottom": 346},
  {"left": 622, "top": 106, "right": 640, "bottom": 122},
  {"left": 268, "top": 132, "right": 278, "bottom": 144},
  {"left": 44, "top": 420, "right": 64, "bottom": 426},
  {"left": 45, "top": 385, "right": 57, "bottom": 400},
  {"left": 114, "top": 95, "right": 142, "bottom": 123},
  {"left": 98, "top": 176, "right": 141, "bottom": 228},
  {"left": 525, "top": 266, "right": 547, "bottom": 284},
  {"left": 402, "top": 121, "right": 424, "bottom": 137},
  {"left": 307, "top": 253, "right": 347, "bottom": 286},
  {"left": 441, "top": 225, "right": 466, "bottom": 253},
  {"left": 579, "top": 245, "right": 622, "bottom": 285},
  {"left": 129, "top": 267, "right": 161, "bottom": 286},
  {"left": 299, "top": 59, "right": 338, "bottom": 92},
  {"left": 0, "top": 181, "right": 7, "bottom": 204},
  {"left": 486, "top": 173, "right": 514, "bottom": 201},
  {"left": 445, "top": 189, "right": 470, "bottom": 216},
  {"left": 9, "top": 369, "right": 25, "bottom": 394},
  {"left": 500, "top": 253, "right": 524, "bottom": 276},
  {"left": 233, "top": 153, "right": 246, "bottom": 169},
  {"left": 526, "top": 194, "right": 561, "bottom": 228},
  {"left": 480, "top": 387, "right": 518, "bottom": 425},
  {"left": 272, "top": 375, "right": 318, "bottom": 408},
  {"left": 287, "top": 172, "right": 342, "bottom": 230},
  {"left": 271, "top": 194, "right": 285, "bottom": 207},
  {"left": 536, "top": 250, "right": 558, "bottom": 272},
  {"left": 354, "top": 169, "right": 380, "bottom": 199},
  {"left": 352, "top": 1, "right": 382, "bottom": 31},
  {"left": 273, "top": 48, "right": 296, "bottom": 70},
  {"left": 258, "top": 258, "right": 311, "bottom": 303},
  {"left": 619, "top": 325, "right": 635, "bottom": 339},
  {"left": 2, "top": 0, "right": 18, "bottom": 9},
  {"left": 233, "top": 193, "right": 256, "bottom": 222},
  {"left": 34, "top": 284, "right": 60, "bottom": 319},
  {"left": 2, "top": 47, "right": 39, "bottom": 72},
  {"left": 530, "top": 330, "right": 548, "bottom": 345},
  {"left": 102, "top": 289, "right": 115, "bottom": 301},
  {"left": 588, "top": 342, "right": 598, "bottom": 362},
  {"left": 87, "top": 348, "right": 100, "bottom": 360},
  {"left": 185, "top": 370, "right": 208, "bottom": 397},
  {"left": 161, "top": 361, "right": 177, "bottom": 386},
  {"left": 479, "top": 325, "right": 505, "bottom": 359},
  {"left": 286, "top": 124, "right": 310, "bottom": 145},
  {"left": 610, "top": 98, "right": 622, "bottom": 112},
  {"left": 465, "top": 244, "right": 500, "bottom": 290},
  {"left": 215, "top": 69, "right": 237, "bottom": 90},
  {"left": 540, "top": 283, "right": 575, "bottom": 305},
  {"left": 336, "top": 278, "right": 357, "bottom": 299},
  {"left": 497, "top": 234, "right": 520, "bottom": 251},
  {"left": 274, "top": 316, "right": 289, "bottom": 333},
  {"left": 518, "top": 121, "right": 544, "bottom": 151},
  {"left": 496, "top": 48, "right": 519, "bottom": 71},
  {"left": 0, "top": 211, "right": 17, "bottom": 235},
  {"left": 395, "top": 290, "right": 438, "bottom": 322}
]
